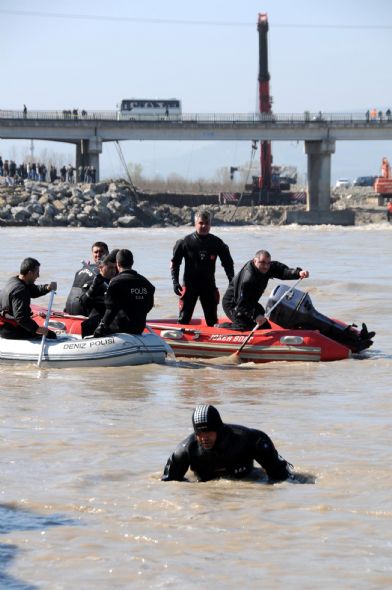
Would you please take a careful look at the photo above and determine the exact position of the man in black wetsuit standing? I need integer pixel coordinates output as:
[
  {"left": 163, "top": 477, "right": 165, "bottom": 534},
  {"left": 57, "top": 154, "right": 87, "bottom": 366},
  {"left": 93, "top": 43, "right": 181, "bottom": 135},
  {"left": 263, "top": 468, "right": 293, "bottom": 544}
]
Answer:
[
  {"left": 93, "top": 248, "right": 155, "bottom": 337},
  {"left": 222, "top": 249, "right": 309, "bottom": 331},
  {"left": 162, "top": 404, "right": 293, "bottom": 483},
  {"left": 171, "top": 209, "right": 234, "bottom": 326}
]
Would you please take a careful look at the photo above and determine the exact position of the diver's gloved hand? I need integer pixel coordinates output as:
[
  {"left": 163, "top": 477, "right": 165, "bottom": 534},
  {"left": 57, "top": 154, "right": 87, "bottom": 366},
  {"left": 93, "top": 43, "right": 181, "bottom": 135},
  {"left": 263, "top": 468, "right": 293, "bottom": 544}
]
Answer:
[
  {"left": 357, "top": 323, "right": 375, "bottom": 350},
  {"left": 360, "top": 323, "right": 375, "bottom": 341},
  {"left": 173, "top": 283, "right": 183, "bottom": 296},
  {"left": 94, "top": 323, "right": 109, "bottom": 338}
]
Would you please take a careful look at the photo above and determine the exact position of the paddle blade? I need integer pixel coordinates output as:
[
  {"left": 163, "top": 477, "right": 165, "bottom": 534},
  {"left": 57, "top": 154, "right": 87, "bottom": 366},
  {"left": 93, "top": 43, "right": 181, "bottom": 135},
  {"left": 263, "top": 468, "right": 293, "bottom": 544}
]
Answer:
[
  {"left": 200, "top": 352, "right": 243, "bottom": 365},
  {"left": 218, "top": 353, "right": 243, "bottom": 365}
]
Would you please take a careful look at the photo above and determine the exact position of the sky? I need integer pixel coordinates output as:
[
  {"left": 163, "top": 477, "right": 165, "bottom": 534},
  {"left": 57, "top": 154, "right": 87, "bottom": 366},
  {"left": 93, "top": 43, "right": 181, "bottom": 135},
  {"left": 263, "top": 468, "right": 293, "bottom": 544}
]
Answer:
[{"left": 1, "top": 0, "right": 392, "bottom": 183}]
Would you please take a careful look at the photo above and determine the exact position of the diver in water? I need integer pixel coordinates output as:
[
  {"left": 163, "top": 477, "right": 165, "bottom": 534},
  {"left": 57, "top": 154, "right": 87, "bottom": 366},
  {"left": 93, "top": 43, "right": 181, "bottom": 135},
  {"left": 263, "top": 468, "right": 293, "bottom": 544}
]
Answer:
[{"left": 162, "top": 404, "right": 294, "bottom": 483}]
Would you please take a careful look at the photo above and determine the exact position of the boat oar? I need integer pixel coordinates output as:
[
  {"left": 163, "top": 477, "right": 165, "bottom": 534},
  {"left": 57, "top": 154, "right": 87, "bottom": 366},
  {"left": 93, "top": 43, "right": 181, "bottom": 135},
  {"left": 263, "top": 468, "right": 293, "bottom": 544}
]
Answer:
[
  {"left": 205, "top": 278, "right": 303, "bottom": 365},
  {"left": 146, "top": 323, "right": 202, "bottom": 336},
  {"left": 37, "top": 290, "right": 56, "bottom": 368}
]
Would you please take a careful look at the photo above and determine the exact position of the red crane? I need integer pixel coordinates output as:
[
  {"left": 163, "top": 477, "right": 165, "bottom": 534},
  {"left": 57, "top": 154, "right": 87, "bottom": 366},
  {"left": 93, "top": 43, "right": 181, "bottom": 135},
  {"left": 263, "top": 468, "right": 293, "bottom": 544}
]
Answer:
[{"left": 257, "top": 13, "right": 272, "bottom": 191}]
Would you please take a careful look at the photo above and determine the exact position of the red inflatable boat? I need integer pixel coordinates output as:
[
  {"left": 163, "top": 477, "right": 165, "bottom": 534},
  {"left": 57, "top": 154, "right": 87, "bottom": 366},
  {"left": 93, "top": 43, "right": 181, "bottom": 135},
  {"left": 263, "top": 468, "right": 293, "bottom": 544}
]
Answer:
[{"left": 25, "top": 284, "right": 374, "bottom": 364}]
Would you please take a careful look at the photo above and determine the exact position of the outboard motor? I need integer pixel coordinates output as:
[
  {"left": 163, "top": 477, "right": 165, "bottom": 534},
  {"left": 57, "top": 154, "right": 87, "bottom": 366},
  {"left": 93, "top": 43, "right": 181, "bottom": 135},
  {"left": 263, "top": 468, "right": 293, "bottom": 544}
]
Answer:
[{"left": 265, "top": 285, "right": 375, "bottom": 353}]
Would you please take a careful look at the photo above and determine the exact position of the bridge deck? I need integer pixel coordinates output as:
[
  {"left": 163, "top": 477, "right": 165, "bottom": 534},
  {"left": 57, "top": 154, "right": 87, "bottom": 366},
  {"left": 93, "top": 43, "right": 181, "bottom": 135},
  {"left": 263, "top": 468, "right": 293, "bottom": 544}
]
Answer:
[{"left": 1, "top": 111, "right": 392, "bottom": 142}]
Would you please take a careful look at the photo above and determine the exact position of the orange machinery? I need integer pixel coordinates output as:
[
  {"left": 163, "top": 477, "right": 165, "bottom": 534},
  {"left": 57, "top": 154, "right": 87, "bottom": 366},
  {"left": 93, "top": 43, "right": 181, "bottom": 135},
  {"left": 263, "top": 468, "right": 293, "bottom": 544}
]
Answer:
[{"left": 374, "top": 157, "right": 392, "bottom": 194}]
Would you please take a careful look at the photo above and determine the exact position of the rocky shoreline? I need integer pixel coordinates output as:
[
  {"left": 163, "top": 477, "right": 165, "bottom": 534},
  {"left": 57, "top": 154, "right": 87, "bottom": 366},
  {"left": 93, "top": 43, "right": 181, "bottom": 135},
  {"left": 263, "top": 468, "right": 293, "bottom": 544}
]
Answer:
[{"left": 0, "top": 179, "right": 388, "bottom": 227}]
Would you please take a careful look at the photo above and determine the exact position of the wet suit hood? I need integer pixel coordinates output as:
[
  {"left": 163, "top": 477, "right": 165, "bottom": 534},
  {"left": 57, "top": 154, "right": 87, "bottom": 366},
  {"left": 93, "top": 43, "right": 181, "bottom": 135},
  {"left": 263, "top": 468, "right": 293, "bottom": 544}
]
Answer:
[{"left": 192, "top": 404, "right": 223, "bottom": 433}]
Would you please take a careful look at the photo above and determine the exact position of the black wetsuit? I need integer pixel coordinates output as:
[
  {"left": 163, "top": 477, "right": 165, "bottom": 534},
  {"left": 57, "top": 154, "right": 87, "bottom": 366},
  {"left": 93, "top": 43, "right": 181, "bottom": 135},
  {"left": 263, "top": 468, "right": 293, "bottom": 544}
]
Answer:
[
  {"left": 64, "top": 263, "right": 98, "bottom": 315},
  {"left": 0, "top": 276, "right": 51, "bottom": 340},
  {"left": 162, "top": 423, "right": 291, "bottom": 482},
  {"left": 171, "top": 232, "right": 234, "bottom": 326},
  {"left": 79, "top": 273, "right": 111, "bottom": 337},
  {"left": 95, "top": 269, "right": 155, "bottom": 336},
  {"left": 222, "top": 260, "right": 301, "bottom": 331}
]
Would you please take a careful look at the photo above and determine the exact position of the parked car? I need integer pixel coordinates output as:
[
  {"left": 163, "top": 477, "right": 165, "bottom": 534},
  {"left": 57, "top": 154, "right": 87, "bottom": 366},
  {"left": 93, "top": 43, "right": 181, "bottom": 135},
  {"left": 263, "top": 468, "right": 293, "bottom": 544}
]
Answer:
[
  {"left": 352, "top": 176, "right": 377, "bottom": 187},
  {"left": 335, "top": 178, "right": 351, "bottom": 189}
]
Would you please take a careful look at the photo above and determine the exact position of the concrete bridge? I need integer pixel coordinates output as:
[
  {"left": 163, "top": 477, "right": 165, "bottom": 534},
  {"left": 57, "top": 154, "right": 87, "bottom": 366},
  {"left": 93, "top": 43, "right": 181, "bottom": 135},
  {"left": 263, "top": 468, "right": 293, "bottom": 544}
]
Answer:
[{"left": 1, "top": 109, "right": 392, "bottom": 224}]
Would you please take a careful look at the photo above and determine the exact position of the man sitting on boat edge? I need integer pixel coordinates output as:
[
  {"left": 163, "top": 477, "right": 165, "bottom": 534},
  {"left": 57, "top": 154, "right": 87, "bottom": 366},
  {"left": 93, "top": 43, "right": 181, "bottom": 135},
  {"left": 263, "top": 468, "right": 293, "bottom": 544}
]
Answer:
[
  {"left": 222, "top": 249, "right": 309, "bottom": 331},
  {"left": 0, "top": 257, "right": 57, "bottom": 340}
]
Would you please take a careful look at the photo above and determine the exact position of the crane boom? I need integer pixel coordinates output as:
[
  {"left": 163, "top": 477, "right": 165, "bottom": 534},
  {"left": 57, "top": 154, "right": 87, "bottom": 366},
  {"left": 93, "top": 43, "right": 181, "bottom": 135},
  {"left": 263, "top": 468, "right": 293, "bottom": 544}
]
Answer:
[{"left": 257, "top": 13, "right": 272, "bottom": 191}]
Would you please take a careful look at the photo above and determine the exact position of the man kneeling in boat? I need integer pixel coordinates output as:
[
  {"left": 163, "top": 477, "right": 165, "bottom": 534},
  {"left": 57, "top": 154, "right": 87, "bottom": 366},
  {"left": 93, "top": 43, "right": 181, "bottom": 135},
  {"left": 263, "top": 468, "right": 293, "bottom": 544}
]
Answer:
[
  {"left": 222, "top": 249, "right": 309, "bottom": 331},
  {"left": 162, "top": 404, "right": 293, "bottom": 483},
  {"left": 0, "top": 257, "right": 57, "bottom": 340},
  {"left": 93, "top": 249, "right": 155, "bottom": 337}
]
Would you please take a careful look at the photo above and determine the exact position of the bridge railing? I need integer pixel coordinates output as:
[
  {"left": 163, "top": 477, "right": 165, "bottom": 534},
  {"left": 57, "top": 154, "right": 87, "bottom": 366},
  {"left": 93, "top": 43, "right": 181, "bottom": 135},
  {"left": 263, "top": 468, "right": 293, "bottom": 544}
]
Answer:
[{"left": 0, "top": 110, "right": 391, "bottom": 125}]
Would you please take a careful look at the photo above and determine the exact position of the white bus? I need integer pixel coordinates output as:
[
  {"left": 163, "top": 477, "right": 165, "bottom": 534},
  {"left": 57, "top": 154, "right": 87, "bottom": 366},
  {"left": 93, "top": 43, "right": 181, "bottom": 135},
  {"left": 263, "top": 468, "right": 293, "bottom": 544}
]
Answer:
[{"left": 117, "top": 98, "right": 182, "bottom": 120}]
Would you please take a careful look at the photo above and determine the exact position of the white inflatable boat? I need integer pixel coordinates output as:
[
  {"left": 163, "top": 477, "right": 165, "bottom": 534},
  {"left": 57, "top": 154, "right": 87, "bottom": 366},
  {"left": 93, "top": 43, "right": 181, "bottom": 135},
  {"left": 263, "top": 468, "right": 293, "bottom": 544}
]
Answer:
[{"left": 0, "top": 332, "right": 172, "bottom": 368}]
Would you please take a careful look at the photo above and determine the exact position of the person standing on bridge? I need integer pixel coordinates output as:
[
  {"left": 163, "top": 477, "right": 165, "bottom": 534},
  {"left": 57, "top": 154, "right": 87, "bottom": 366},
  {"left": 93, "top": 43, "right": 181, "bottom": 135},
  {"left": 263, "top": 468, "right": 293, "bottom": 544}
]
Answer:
[
  {"left": 23, "top": 104, "right": 27, "bottom": 118},
  {"left": 171, "top": 209, "right": 234, "bottom": 327}
]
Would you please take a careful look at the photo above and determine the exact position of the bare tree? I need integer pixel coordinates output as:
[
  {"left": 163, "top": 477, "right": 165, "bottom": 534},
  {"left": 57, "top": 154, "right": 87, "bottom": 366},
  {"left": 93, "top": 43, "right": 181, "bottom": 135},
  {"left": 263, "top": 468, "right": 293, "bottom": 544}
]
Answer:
[{"left": 122, "top": 161, "right": 245, "bottom": 193}]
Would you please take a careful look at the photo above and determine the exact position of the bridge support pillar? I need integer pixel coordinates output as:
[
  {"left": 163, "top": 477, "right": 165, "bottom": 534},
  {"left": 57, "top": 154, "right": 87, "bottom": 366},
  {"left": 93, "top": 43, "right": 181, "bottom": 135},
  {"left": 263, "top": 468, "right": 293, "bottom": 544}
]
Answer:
[
  {"left": 285, "top": 139, "right": 355, "bottom": 225},
  {"left": 75, "top": 138, "right": 102, "bottom": 181},
  {"left": 305, "top": 139, "right": 335, "bottom": 211}
]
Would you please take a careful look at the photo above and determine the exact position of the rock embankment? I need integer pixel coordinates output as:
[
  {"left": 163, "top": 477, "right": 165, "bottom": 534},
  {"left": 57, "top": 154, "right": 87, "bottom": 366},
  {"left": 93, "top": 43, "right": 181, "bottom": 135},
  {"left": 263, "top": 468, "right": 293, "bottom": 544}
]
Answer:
[
  {"left": 0, "top": 180, "right": 143, "bottom": 228},
  {"left": 0, "top": 180, "right": 388, "bottom": 227}
]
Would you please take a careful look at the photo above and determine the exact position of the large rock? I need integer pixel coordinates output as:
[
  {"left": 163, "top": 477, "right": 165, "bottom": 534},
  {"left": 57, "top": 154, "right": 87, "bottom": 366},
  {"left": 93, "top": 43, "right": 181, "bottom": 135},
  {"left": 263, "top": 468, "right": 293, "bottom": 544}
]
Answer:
[
  {"left": 38, "top": 193, "right": 52, "bottom": 205},
  {"left": 80, "top": 182, "right": 108, "bottom": 195},
  {"left": 38, "top": 216, "right": 54, "bottom": 226},
  {"left": 26, "top": 202, "right": 44, "bottom": 215},
  {"left": 82, "top": 205, "right": 95, "bottom": 216},
  {"left": 52, "top": 199, "right": 66, "bottom": 211},
  {"left": 94, "top": 194, "right": 111, "bottom": 207},
  {"left": 107, "top": 200, "right": 122, "bottom": 213},
  {"left": 43, "top": 203, "right": 56, "bottom": 217},
  {"left": 8, "top": 193, "right": 28, "bottom": 206},
  {"left": 11, "top": 206, "right": 31, "bottom": 222},
  {"left": 53, "top": 215, "right": 68, "bottom": 226},
  {"left": 117, "top": 215, "right": 139, "bottom": 227}
]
